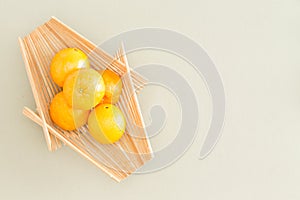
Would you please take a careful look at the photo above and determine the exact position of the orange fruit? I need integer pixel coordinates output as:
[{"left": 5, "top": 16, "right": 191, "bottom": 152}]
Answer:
[
  {"left": 49, "top": 92, "right": 89, "bottom": 131},
  {"left": 50, "top": 48, "right": 90, "bottom": 87},
  {"left": 99, "top": 69, "right": 122, "bottom": 104},
  {"left": 63, "top": 69, "right": 105, "bottom": 110},
  {"left": 88, "top": 104, "right": 126, "bottom": 144}
]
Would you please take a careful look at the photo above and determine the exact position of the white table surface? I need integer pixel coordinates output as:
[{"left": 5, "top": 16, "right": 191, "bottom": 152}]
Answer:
[{"left": 1, "top": 0, "right": 299, "bottom": 199}]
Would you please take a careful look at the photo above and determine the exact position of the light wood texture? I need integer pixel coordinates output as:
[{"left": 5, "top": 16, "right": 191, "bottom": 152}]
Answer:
[{"left": 19, "top": 17, "right": 153, "bottom": 182}]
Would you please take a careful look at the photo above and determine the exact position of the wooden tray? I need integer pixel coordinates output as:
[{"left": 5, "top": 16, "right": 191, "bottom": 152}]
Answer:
[{"left": 19, "top": 17, "right": 153, "bottom": 182}]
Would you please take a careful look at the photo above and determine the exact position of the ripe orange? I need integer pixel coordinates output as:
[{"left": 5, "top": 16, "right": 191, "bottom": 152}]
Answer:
[
  {"left": 99, "top": 69, "right": 122, "bottom": 104},
  {"left": 63, "top": 69, "right": 106, "bottom": 110},
  {"left": 50, "top": 48, "right": 90, "bottom": 87},
  {"left": 88, "top": 104, "right": 126, "bottom": 144},
  {"left": 49, "top": 92, "right": 89, "bottom": 131}
]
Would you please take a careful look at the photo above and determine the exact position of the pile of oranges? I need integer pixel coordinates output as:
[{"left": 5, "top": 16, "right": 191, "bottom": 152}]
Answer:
[{"left": 49, "top": 48, "right": 126, "bottom": 144}]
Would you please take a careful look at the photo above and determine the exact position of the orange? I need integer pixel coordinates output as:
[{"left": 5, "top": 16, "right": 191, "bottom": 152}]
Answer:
[
  {"left": 50, "top": 48, "right": 90, "bottom": 87},
  {"left": 99, "top": 69, "right": 122, "bottom": 104},
  {"left": 88, "top": 104, "right": 126, "bottom": 144},
  {"left": 63, "top": 69, "right": 105, "bottom": 110},
  {"left": 49, "top": 92, "right": 89, "bottom": 131}
]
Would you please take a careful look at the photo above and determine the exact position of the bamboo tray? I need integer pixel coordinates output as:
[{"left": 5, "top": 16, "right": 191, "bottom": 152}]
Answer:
[{"left": 19, "top": 17, "right": 153, "bottom": 182}]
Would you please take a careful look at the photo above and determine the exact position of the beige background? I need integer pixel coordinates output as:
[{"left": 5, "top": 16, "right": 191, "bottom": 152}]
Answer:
[{"left": 1, "top": 0, "right": 300, "bottom": 199}]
